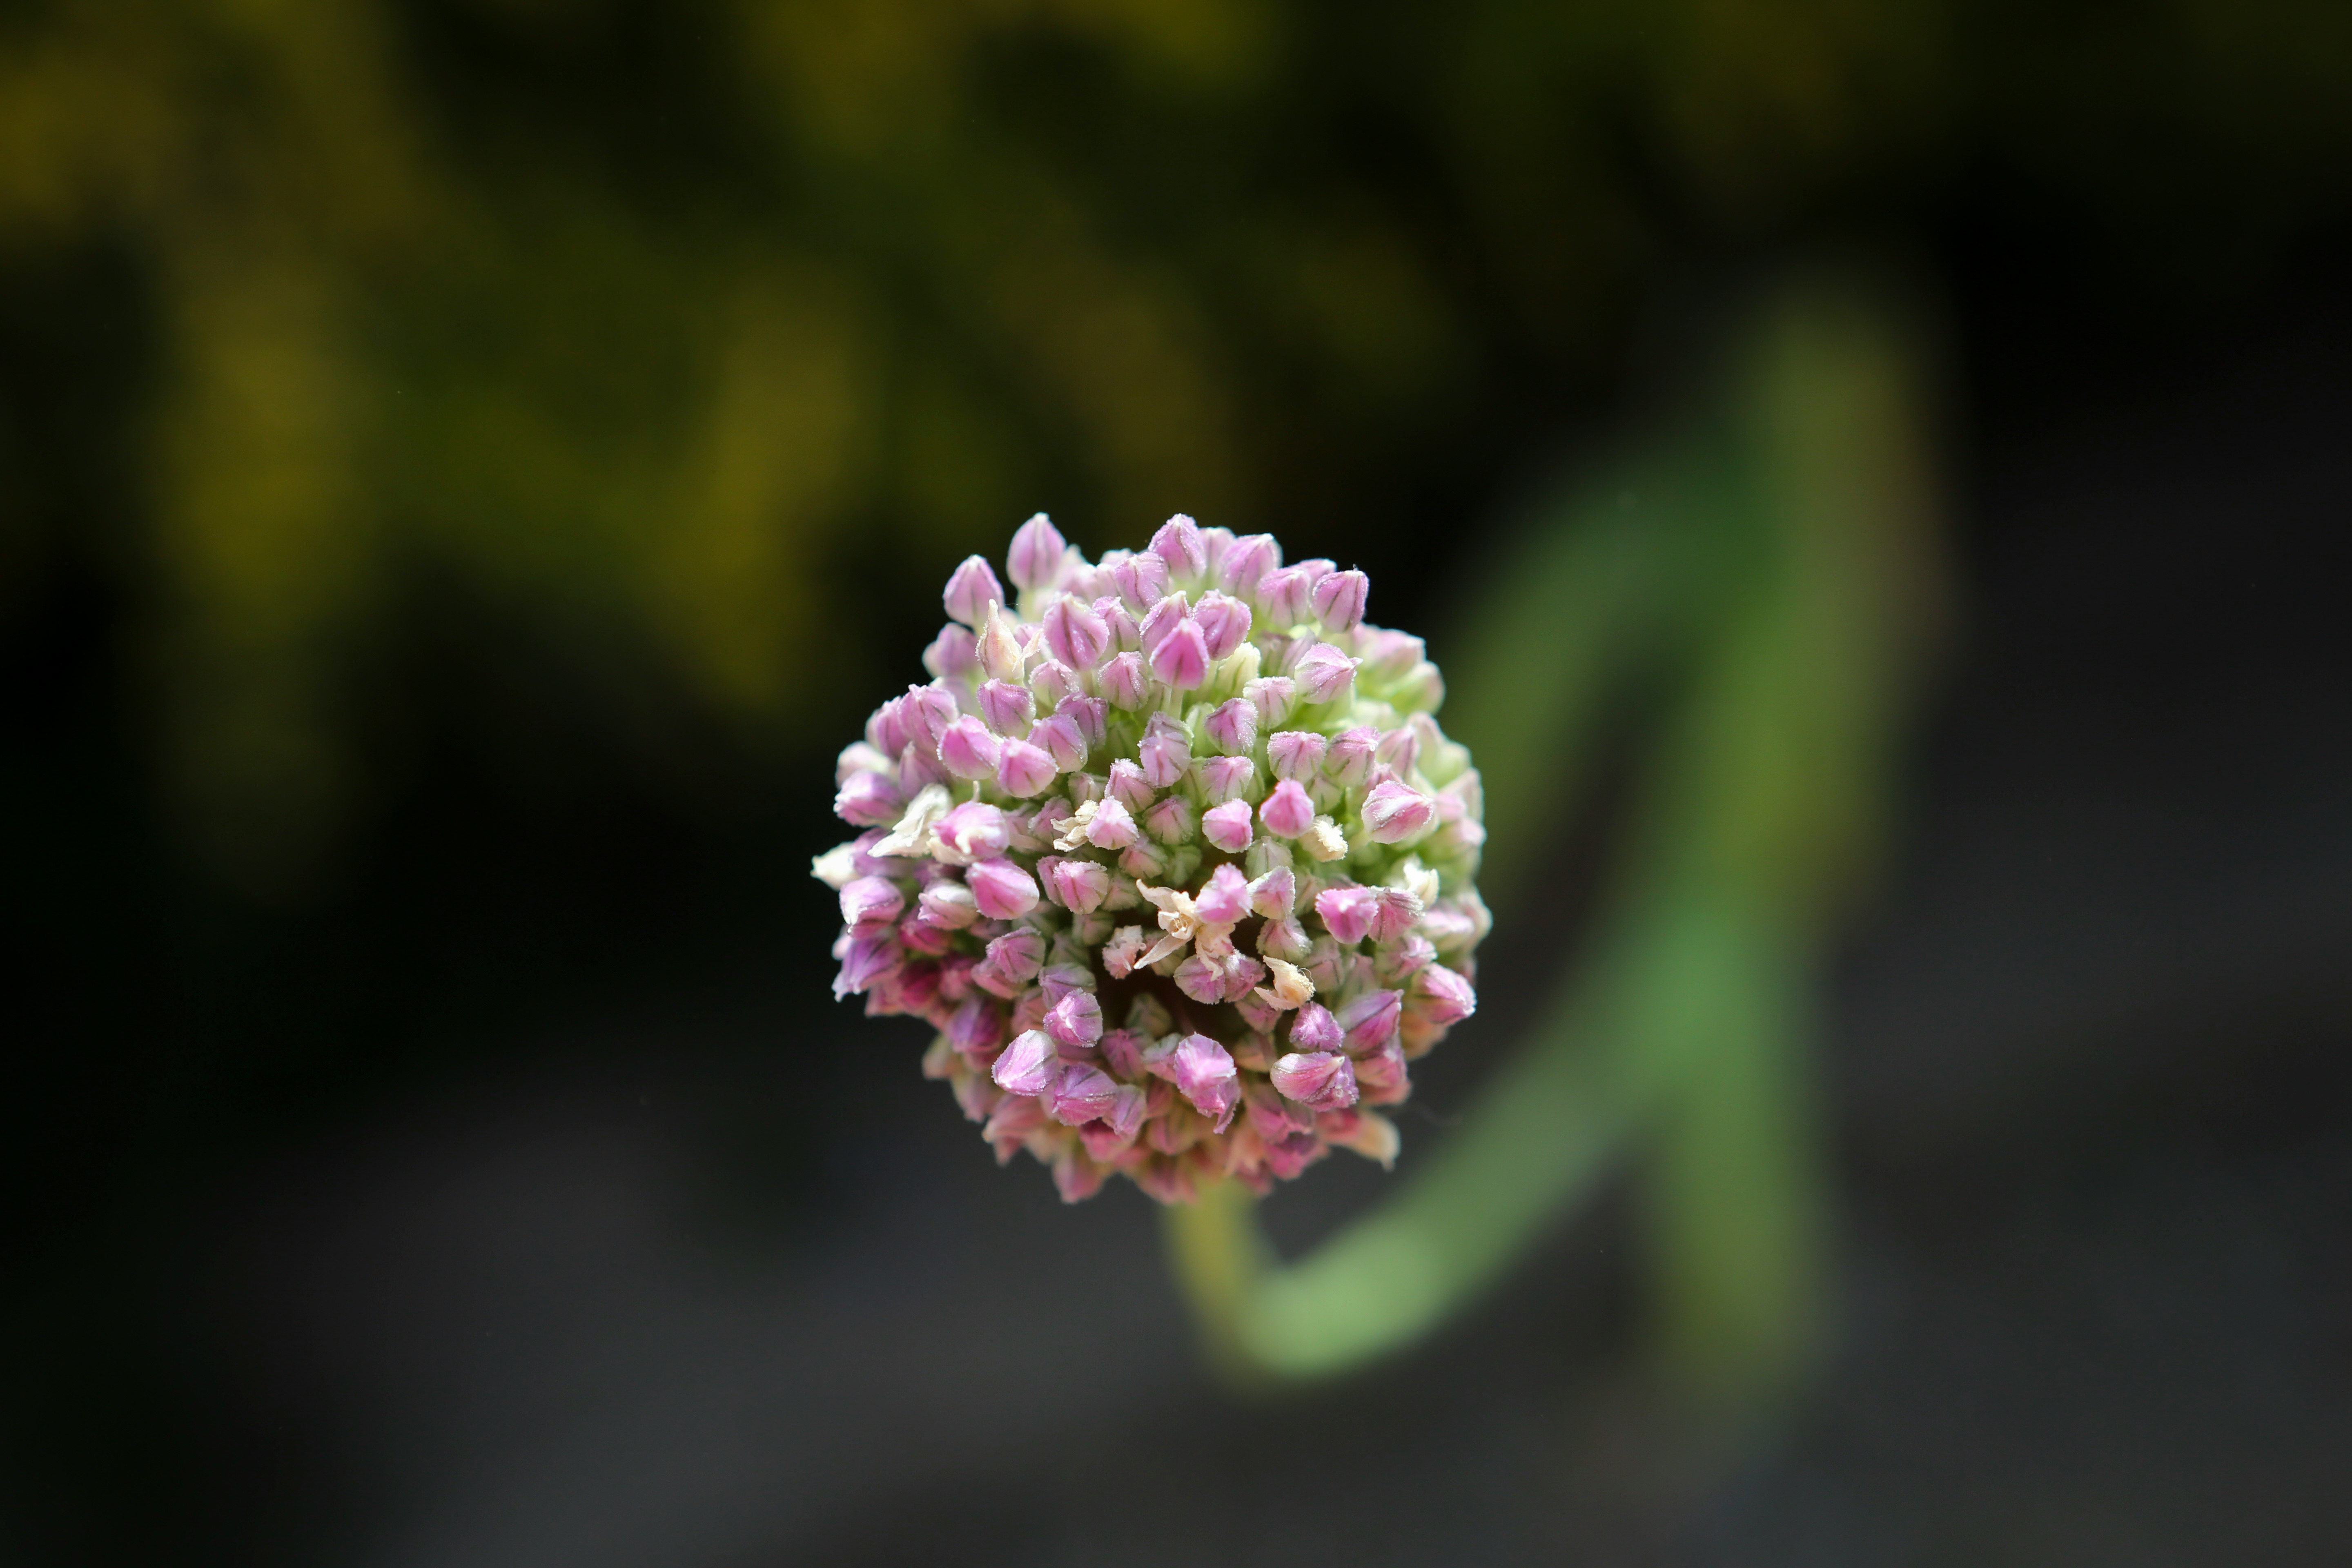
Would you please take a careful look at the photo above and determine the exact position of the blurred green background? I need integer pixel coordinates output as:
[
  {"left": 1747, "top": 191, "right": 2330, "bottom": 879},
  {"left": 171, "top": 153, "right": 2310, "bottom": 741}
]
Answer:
[{"left": 7, "top": 2, "right": 2352, "bottom": 1564}]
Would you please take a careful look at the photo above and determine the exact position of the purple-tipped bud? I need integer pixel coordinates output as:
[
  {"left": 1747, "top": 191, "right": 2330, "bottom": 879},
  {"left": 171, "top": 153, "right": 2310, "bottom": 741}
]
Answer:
[
  {"left": 1412, "top": 962, "right": 1477, "bottom": 1027},
  {"left": 1310, "top": 568, "right": 1369, "bottom": 630},
  {"left": 1194, "top": 593, "right": 1253, "bottom": 660},
  {"left": 1007, "top": 513, "right": 1067, "bottom": 592},
  {"left": 1361, "top": 779, "right": 1438, "bottom": 843},
  {"left": 1266, "top": 731, "right": 1327, "bottom": 781},
  {"left": 1106, "top": 760, "right": 1153, "bottom": 811},
  {"left": 923, "top": 624, "right": 979, "bottom": 683},
  {"left": 979, "top": 679, "right": 1034, "bottom": 737},
  {"left": 864, "top": 698, "right": 911, "bottom": 759},
  {"left": 1194, "top": 862, "right": 1252, "bottom": 926},
  {"left": 918, "top": 879, "right": 980, "bottom": 929},
  {"left": 1220, "top": 533, "right": 1280, "bottom": 597},
  {"left": 1142, "top": 795, "right": 1196, "bottom": 845},
  {"left": 1259, "top": 780, "right": 1316, "bottom": 839},
  {"left": 1045, "top": 990, "right": 1105, "bottom": 1049},
  {"left": 1099, "top": 1028, "right": 1146, "bottom": 1079},
  {"left": 1171, "top": 1033, "right": 1240, "bottom": 1130},
  {"left": 1369, "top": 886, "right": 1422, "bottom": 944},
  {"left": 839, "top": 875, "right": 904, "bottom": 930},
  {"left": 1289, "top": 1002, "right": 1342, "bottom": 1053},
  {"left": 834, "top": 770, "right": 906, "bottom": 826},
  {"left": 1040, "top": 856, "right": 1112, "bottom": 913},
  {"left": 1084, "top": 796, "right": 1140, "bottom": 850},
  {"left": 1195, "top": 754, "right": 1255, "bottom": 805},
  {"left": 991, "top": 1029, "right": 1059, "bottom": 1095},
  {"left": 1272, "top": 1051, "right": 1359, "bottom": 1111},
  {"left": 1097, "top": 597, "right": 1142, "bottom": 651},
  {"left": 1149, "top": 619, "right": 1210, "bottom": 690},
  {"left": 1248, "top": 866, "right": 1298, "bottom": 921},
  {"left": 1204, "top": 698, "right": 1257, "bottom": 756},
  {"left": 1031, "top": 713, "right": 1089, "bottom": 771},
  {"left": 1316, "top": 884, "right": 1382, "bottom": 944},
  {"left": 1029, "top": 659, "right": 1079, "bottom": 711},
  {"left": 996, "top": 740, "right": 1058, "bottom": 798},
  {"left": 1337, "top": 988, "right": 1403, "bottom": 1051},
  {"left": 1139, "top": 714, "right": 1192, "bottom": 788},
  {"left": 943, "top": 555, "right": 1005, "bottom": 626},
  {"left": 968, "top": 859, "right": 1040, "bottom": 920},
  {"left": 947, "top": 994, "right": 1006, "bottom": 1061},
  {"left": 1060, "top": 695, "right": 1109, "bottom": 748},
  {"left": 904, "top": 685, "right": 958, "bottom": 752},
  {"left": 1108, "top": 552, "right": 1170, "bottom": 613},
  {"left": 1245, "top": 676, "right": 1298, "bottom": 729},
  {"left": 1042, "top": 595, "right": 1111, "bottom": 670},
  {"left": 1201, "top": 800, "right": 1254, "bottom": 853},
  {"left": 984, "top": 925, "right": 1045, "bottom": 983},
  {"left": 1325, "top": 726, "right": 1380, "bottom": 787},
  {"left": 1102, "top": 652, "right": 1150, "bottom": 711},
  {"left": 1150, "top": 514, "right": 1208, "bottom": 581},
  {"left": 938, "top": 716, "right": 1002, "bottom": 780},
  {"left": 1353, "top": 1038, "right": 1410, "bottom": 1103},
  {"left": 1048, "top": 1061, "right": 1119, "bottom": 1126},
  {"left": 1293, "top": 643, "right": 1358, "bottom": 704},
  {"left": 1137, "top": 593, "right": 1188, "bottom": 655},
  {"left": 1259, "top": 566, "right": 1314, "bottom": 626}
]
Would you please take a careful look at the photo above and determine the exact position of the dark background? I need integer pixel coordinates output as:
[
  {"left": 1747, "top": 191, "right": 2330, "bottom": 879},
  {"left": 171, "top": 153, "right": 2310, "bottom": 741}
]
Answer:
[{"left": 5, "top": 2, "right": 2351, "bottom": 1562}]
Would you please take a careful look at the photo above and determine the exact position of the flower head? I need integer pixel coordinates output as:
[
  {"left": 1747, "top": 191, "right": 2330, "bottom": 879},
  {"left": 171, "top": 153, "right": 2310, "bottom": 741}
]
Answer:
[{"left": 818, "top": 514, "right": 1488, "bottom": 1202}]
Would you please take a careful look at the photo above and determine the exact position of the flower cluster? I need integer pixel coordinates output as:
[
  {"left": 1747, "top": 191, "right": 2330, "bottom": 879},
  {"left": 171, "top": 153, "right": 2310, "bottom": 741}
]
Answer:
[{"left": 816, "top": 514, "right": 1488, "bottom": 1203}]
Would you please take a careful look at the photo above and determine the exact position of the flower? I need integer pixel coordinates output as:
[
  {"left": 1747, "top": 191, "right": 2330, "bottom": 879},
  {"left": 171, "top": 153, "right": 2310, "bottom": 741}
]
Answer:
[{"left": 819, "top": 515, "right": 1489, "bottom": 1203}]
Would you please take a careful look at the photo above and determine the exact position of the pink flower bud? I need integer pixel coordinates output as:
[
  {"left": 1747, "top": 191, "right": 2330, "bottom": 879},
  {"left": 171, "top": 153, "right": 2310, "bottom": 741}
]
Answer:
[
  {"left": 1096, "top": 597, "right": 1141, "bottom": 651},
  {"left": 1102, "top": 652, "right": 1150, "bottom": 710},
  {"left": 1060, "top": 695, "right": 1109, "bottom": 747},
  {"left": 1316, "top": 884, "right": 1381, "bottom": 944},
  {"left": 1245, "top": 676, "right": 1298, "bottom": 728},
  {"left": 833, "top": 770, "right": 905, "bottom": 826},
  {"left": 1266, "top": 731, "right": 1327, "bottom": 781},
  {"left": 1292, "top": 643, "right": 1358, "bottom": 704},
  {"left": 1171, "top": 1033, "right": 1239, "bottom": 1130},
  {"left": 1259, "top": 780, "right": 1316, "bottom": 839},
  {"left": 947, "top": 994, "right": 1006, "bottom": 1061},
  {"left": 1369, "top": 886, "right": 1422, "bottom": 944},
  {"left": 967, "top": 859, "right": 1040, "bottom": 919},
  {"left": 839, "top": 875, "right": 904, "bottom": 929},
  {"left": 832, "top": 929, "right": 902, "bottom": 999},
  {"left": 976, "top": 601, "right": 1025, "bottom": 683},
  {"left": 1045, "top": 989, "right": 1105, "bottom": 1049},
  {"left": 991, "top": 1029, "right": 1059, "bottom": 1095},
  {"left": 1353, "top": 1037, "right": 1410, "bottom": 1103},
  {"left": 1108, "top": 552, "right": 1170, "bottom": 613},
  {"left": 1258, "top": 565, "right": 1313, "bottom": 625},
  {"left": 983, "top": 1092, "right": 1049, "bottom": 1159},
  {"left": 1029, "top": 660, "right": 1078, "bottom": 711},
  {"left": 923, "top": 624, "right": 979, "bottom": 684},
  {"left": 1325, "top": 726, "right": 1379, "bottom": 786},
  {"left": 1098, "top": 1029, "right": 1146, "bottom": 1079},
  {"left": 938, "top": 715, "right": 1002, "bottom": 780},
  {"left": 983, "top": 925, "right": 1044, "bottom": 984},
  {"left": 1007, "top": 513, "right": 1067, "bottom": 592},
  {"left": 1361, "top": 778, "right": 1437, "bottom": 842},
  {"left": 1137, "top": 592, "right": 1188, "bottom": 655},
  {"left": 918, "top": 880, "right": 980, "bottom": 929},
  {"left": 996, "top": 740, "right": 1058, "bottom": 797},
  {"left": 904, "top": 685, "right": 958, "bottom": 752},
  {"left": 1030, "top": 713, "right": 1089, "bottom": 771},
  {"left": 1139, "top": 713, "right": 1192, "bottom": 788},
  {"left": 1247, "top": 866, "right": 1297, "bottom": 921},
  {"left": 978, "top": 679, "right": 1033, "bottom": 736},
  {"left": 1288, "top": 1002, "right": 1342, "bottom": 1053},
  {"left": 1203, "top": 698, "right": 1257, "bottom": 756},
  {"left": 943, "top": 555, "right": 1004, "bottom": 626},
  {"left": 1359, "top": 628, "right": 1425, "bottom": 680},
  {"left": 864, "top": 697, "right": 911, "bottom": 758},
  {"left": 1194, "top": 862, "right": 1253, "bottom": 926},
  {"left": 1149, "top": 618, "right": 1210, "bottom": 690},
  {"left": 1106, "top": 760, "right": 1153, "bottom": 811},
  {"left": 1219, "top": 532, "right": 1279, "bottom": 597},
  {"left": 1272, "top": 1051, "right": 1359, "bottom": 1111},
  {"left": 1195, "top": 754, "right": 1255, "bottom": 805},
  {"left": 1142, "top": 795, "right": 1195, "bottom": 845},
  {"left": 1054, "top": 1152, "right": 1107, "bottom": 1202},
  {"left": 1082, "top": 795, "right": 1139, "bottom": 851},
  {"left": 1310, "top": 568, "right": 1369, "bottom": 630},
  {"left": 1041, "top": 856, "right": 1112, "bottom": 913},
  {"left": 1201, "top": 800, "right": 1254, "bottom": 853},
  {"left": 1412, "top": 962, "right": 1477, "bottom": 1027},
  {"left": 1258, "top": 913, "right": 1311, "bottom": 962},
  {"left": 1150, "top": 514, "right": 1207, "bottom": 581},
  {"left": 1042, "top": 595, "right": 1111, "bottom": 670},
  {"left": 1376, "top": 724, "right": 1421, "bottom": 774},
  {"left": 1193, "top": 593, "right": 1253, "bottom": 659},
  {"left": 1336, "top": 988, "right": 1403, "bottom": 1050}
]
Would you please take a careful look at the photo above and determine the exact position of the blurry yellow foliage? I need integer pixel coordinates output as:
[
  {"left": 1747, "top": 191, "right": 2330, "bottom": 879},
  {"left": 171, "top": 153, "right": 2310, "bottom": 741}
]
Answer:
[{"left": 0, "top": 0, "right": 2345, "bottom": 889}]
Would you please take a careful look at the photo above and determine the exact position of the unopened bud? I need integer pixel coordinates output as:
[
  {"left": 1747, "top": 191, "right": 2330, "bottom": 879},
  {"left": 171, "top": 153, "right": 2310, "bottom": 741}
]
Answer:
[
  {"left": 1170, "top": 1033, "right": 1240, "bottom": 1129},
  {"left": 918, "top": 880, "right": 980, "bottom": 929},
  {"left": 1325, "top": 726, "right": 1379, "bottom": 787},
  {"left": 1293, "top": 643, "right": 1358, "bottom": 704},
  {"left": 1336, "top": 988, "right": 1403, "bottom": 1051},
  {"left": 991, "top": 1029, "right": 1059, "bottom": 1095},
  {"left": 1139, "top": 713, "right": 1192, "bottom": 788},
  {"left": 923, "top": 624, "right": 979, "bottom": 683},
  {"left": 934, "top": 801, "right": 1010, "bottom": 862},
  {"left": 1142, "top": 795, "right": 1196, "bottom": 845},
  {"left": 967, "top": 859, "right": 1040, "bottom": 919},
  {"left": 1204, "top": 698, "right": 1257, "bottom": 756},
  {"left": 1272, "top": 1050, "right": 1359, "bottom": 1111},
  {"left": 979, "top": 679, "right": 1034, "bottom": 737},
  {"left": 1220, "top": 532, "right": 1280, "bottom": 597},
  {"left": 1193, "top": 593, "right": 1253, "bottom": 660},
  {"left": 1045, "top": 990, "right": 1105, "bottom": 1049},
  {"left": 1316, "top": 884, "right": 1381, "bottom": 944},
  {"left": 1361, "top": 778, "right": 1437, "bottom": 843},
  {"left": 944, "top": 555, "right": 1005, "bottom": 626},
  {"left": 1245, "top": 676, "right": 1298, "bottom": 728},
  {"left": 1149, "top": 618, "right": 1210, "bottom": 690},
  {"left": 938, "top": 715, "right": 1001, "bottom": 780},
  {"left": 1007, "top": 513, "right": 1067, "bottom": 592},
  {"left": 1150, "top": 514, "right": 1208, "bottom": 581},
  {"left": 1102, "top": 651, "right": 1150, "bottom": 710},
  {"left": 996, "top": 740, "right": 1058, "bottom": 798},
  {"left": 1310, "top": 568, "right": 1369, "bottom": 631},
  {"left": 1193, "top": 862, "right": 1252, "bottom": 926},
  {"left": 976, "top": 601, "right": 1025, "bottom": 683},
  {"left": 1201, "top": 800, "right": 1254, "bottom": 853}
]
